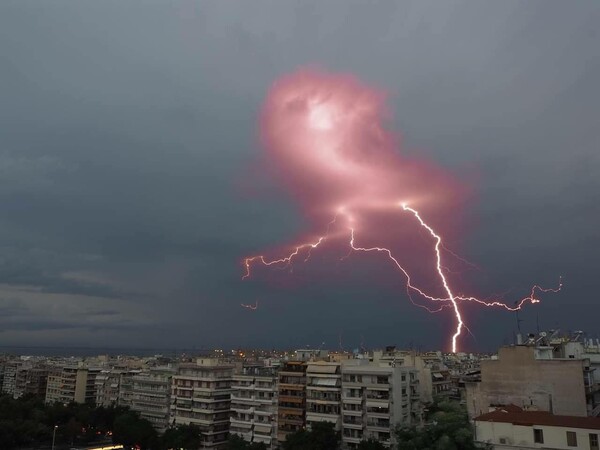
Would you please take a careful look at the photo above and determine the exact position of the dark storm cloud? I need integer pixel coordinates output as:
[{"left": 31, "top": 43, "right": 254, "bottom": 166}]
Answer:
[{"left": 0, "top": 0, "right": 598, "bottom": 350}]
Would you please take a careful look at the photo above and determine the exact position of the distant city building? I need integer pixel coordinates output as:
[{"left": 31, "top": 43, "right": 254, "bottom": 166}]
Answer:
[
  {"left": 130, "top": 366, "right": 176, "bottom": 433},
  {"left": 475, "top": 405, "right": 600, "bottom": 450},
  {"left": 45, "top": 366, "right": 100, "bottom": 404},
  {"left": 171, "top": 358, "right": 234, "bottom": 449},
  {"left": 341, "top": 363, "right": 418, "bottom": 449},
  {"left": 14, "top": 365, "right": 50, "bottom": 399},
  {"left": 230, "top": 366, "right": 278, "bottom": 448},
  {"left": 95, "top": 369, "right": 140, "bottom": 407},
  {"left": 1, "top": 360, "right": 21, "bottom": 397},
  {"left": 277, "top": 361, "right": 307, "bottom": 443},
  {"left": 306, "top": 361, "right": 342, "bottom": 431},
  {"left": 466, "top": 345, "right": 593, "bottom": 418}
]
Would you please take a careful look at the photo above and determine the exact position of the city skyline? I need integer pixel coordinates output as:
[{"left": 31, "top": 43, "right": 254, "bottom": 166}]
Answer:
[{"left": 0, "top": 1, "right": 598, "bottom": 351}]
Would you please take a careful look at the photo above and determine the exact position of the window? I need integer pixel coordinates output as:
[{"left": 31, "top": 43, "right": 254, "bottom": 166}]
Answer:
[
  {"left": 566, "top": 431, "right": 577, "bottom": 447},
  {"left": 534, "top": 429, "right": 544, "bottom": 444},
  {"left": 590, "top": 433, "right": 599, "bottom": 450}
]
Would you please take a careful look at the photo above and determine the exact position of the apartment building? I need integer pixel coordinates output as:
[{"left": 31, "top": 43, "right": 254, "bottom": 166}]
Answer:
[
  {"left": 14, "top": 366, "right": 49, "bottom": 399},
  {"left": 306, "top": 361, "right": 342, "bottom": 431},
  {"left": 475, "top": 406, "right": 600, "bottom": 450},
  {"left": 131, "top": 366, "right": 176, "bottom": 433},
  {"left": 373, "top": 349, "right": 450, "bottom": 403},
  {"left": 277, "top": 361, "right": 307, "bottom": 444},
  {"left": 45, "top": 366, "right": 100, "bottom": 404},
  {"left": 1, "top": 360, "right": 21, "bottom": 397},
  {"left": 95, "top": 369, "right": 140, "bottom": 407},
  {"left": 171, "top": 358, "right": 234, "bottom": 449},
  {"left": 341, "top": 363, "right": 418, "bottom": 449},
  {"left": 230, "top": 366, "right": 278, "bottom": 448},
  {"left": 466, "top": 345, "right": 591, "bottom": 418}
]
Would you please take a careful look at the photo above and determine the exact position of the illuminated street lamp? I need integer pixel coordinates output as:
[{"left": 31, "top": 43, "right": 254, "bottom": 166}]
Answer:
[{"left": 52, "top": 425, "right": 58, "bottom": 450}]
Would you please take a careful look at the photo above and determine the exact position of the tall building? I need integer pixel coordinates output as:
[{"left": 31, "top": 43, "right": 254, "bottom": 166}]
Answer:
[
  {"left": 45, "top": 366, "right": 100, "bottom": 405},
  {"left": 95, "top": 369, "right": 140, "bottom": 407},
  {"left": 341, "top": 363, "right": 418, "bottom": 449},
  {"left": 306, "top": 361, "right": 342, "bottom": 431},
  {"left": 131, "top": 366, "right": 176, "bottom": 433},
  {"left": 171, "top": 358, "right": 234, "bottom": 449},
  {"left": 1, "top": 360, "right": 21, "bottom": 397},
  {"left": 277, "top": 361, "right": 307, "bottom": 444},
  {"left": 466, "top": 345, "right": 592, "bottom": 418},
  {"left": 230, "top": 366, "right": 278, "bottom": 448},
  {"left": 14, "top": 366, "right": 49, "bottom": 399}
]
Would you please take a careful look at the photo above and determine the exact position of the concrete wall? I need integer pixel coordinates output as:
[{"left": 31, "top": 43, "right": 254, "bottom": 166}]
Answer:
[
  {"left": 469, "top": 346, "right": 587, "bottom": 418},
  {"left": 476, "top": 420, "right": 599, "bottom": 450}
]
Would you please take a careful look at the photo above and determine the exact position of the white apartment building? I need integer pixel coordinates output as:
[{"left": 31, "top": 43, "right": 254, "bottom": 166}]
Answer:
[
  {"left": 171, "top": 358, "right": 234, "bottom": 449},
  {"left": 475, "top": 406, "right": 600, "bottom": 449},
  {"left": 131, "top": 366, "right": 176, "bottom": 433},
  {"left": 230, "top": 366, "right": 278, "bottom": 449},
  {"left": 306, "top": 361, "right": 342, "bottom": 431},
  {"left": 341, "top": 363, "right": 418, "bottom": 449},
  {"left": 373, "top": 349, "right": 450, "bottom": 403}
]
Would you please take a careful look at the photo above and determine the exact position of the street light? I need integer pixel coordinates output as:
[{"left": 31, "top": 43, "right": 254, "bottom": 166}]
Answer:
[{"left": 52, "top": 425, "right": 58, "bottom": 450}]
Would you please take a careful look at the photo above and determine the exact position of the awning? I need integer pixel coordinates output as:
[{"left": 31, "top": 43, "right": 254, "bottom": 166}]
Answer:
[
  {"left": 308, "top": 364, "right": 338, "bottom": 374},
  {"left": 254, "top": 424, "right": 272, "bottom": 434},
  {"left": 313, "top": 378, "right": 338, "bottom": 387}
]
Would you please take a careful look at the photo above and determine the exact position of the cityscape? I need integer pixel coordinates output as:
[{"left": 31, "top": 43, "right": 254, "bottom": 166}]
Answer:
[
  {"left": 1, "top": 330, "right": 600, "bottom": 449},
  {"left": 1, "top": 1, "right": 599, "bottom": 450}
]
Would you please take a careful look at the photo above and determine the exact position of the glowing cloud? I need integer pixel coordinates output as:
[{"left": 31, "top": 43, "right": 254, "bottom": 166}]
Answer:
[{"left": 243, "top": 69, "right": 560, "bottom": 352}]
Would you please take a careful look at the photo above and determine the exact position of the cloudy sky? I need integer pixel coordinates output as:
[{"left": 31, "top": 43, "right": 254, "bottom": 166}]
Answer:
[{"left": 0, "top": 0, "right": 598, "bottom": 352}]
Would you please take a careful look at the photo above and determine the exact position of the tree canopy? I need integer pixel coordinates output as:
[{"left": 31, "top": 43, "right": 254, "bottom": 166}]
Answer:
[{"left": 395, "top": 398, "right": 478, "bottom": 450}]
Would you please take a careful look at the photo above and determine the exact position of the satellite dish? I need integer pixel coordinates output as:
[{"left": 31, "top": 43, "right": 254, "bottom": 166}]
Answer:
[{"left": 540, "top": 332, "right": 547, "bottom": 337}]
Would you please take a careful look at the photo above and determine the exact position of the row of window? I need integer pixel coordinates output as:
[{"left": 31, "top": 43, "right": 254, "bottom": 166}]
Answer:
[{"left": 533, "top": 428, "right": 598, "bottom": 449}]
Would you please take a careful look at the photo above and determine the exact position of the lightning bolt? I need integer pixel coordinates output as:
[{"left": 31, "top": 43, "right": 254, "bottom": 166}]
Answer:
[
  {"left": 241, "top": 301, "right": 259, "bottom": 310},
  {"left": 242, "top": 203, "right": 562, "bottom": 353}
]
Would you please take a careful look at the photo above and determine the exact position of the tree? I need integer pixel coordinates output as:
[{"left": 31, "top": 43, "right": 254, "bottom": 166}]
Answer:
[
  {"left": 225, "top": 434, "right": 268, "bottom": 450},
  {"left": 395, "top": 398, "right": 477, "bottom": 450},
  {"left": 357, "top": 438, "right": 387, "bottom": 450},
  {"left": 112, "top": 411, "right": 158, "bottom": 449},
  {"left": 282, "top": 422, "right": 340, "bottom": 450},
  {"left": 162, "top": 424, "right": 202, "bottom": 450}
]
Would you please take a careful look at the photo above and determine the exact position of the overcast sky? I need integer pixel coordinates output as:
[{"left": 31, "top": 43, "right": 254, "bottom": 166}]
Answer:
[{"left": 0, "top": 0, "right": 598, "bottom": 352}]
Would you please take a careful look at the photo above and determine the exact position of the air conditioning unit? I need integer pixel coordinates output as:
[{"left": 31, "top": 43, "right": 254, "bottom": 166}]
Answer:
[{"left": 499, "top": 437, "right": 511, "bottom": 445}]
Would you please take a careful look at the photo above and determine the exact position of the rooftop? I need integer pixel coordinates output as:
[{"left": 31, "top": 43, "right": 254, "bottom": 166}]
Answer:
[{"left": 475, "top": 406, "right": 600, "bottom": 430}]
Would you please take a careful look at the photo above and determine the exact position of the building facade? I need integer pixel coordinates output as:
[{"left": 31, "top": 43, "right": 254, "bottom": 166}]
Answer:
[
  {"left": 466, "top": 346, "right": 590, "bottom": 418},
  {"left": 341, "top": 363, "right": 418, "bottom": 449},
  {"left": 230, "top": 366, "right": 278, "bottom": 448},
  {"left": 131, "top": 366, "right": 176, "bottom": 433},
  {"left": 277, "top": 361, "right": 307, "bottom": 444},
  {"left": 475, "top": 406, "right": 600, "bottom": 450},
  {"left": 306, "top": 361, "right": 342, "bottom": 431},
  {"left": 45, "top": 366, "right": 100, "bottom": 405},
  {"left": 171, "top": 359, "right": 234, "bottom": 449}
]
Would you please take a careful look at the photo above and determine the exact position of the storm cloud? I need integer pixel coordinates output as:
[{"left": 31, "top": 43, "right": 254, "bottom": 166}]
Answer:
[{"left": 0, "top": 0, "right": 598, "bottom": 351}]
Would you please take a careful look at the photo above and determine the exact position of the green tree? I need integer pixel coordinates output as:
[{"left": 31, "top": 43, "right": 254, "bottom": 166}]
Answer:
[
  {"left": 396, "top": 398, "right": 477, "bottom": 450},
  {"left": 113, "top": 411, "right": 158, "bottom": 449},
  {"left": 357, "top": 438, "right": 387, "bottom": 449},
  {"left": 162, "top": 423, "right": 202, "bottom": 449},
  {"left": 282, "top": 422, "right": 340, "bottom": 450},
  {"left": 226, "top": 434, "right": 268, "bottom": 450}
]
